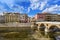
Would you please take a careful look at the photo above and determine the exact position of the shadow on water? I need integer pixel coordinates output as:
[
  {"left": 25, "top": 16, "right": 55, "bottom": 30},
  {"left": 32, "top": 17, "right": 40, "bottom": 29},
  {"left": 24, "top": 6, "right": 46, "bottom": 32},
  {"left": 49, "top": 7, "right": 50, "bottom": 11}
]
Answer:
[
  {"left": 0, "top": 28, "right": 60, "bottom": 40},
  {"left": 0, "top": 28, "right": 36, "bottom": 40},
  {"left": 37, "top": 31, "right": 60, "bottom": 40}
]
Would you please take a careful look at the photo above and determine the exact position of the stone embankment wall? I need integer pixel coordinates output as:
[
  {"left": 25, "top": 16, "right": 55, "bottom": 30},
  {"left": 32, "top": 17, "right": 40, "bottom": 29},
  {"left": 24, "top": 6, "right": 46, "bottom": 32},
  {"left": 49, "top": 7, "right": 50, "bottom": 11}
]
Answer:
[
  {"left": 0, "top": 23, "right": 31, "bottom": 27},
  {"left": 0, "top": 23, "right": 32, "bottom": 31}
]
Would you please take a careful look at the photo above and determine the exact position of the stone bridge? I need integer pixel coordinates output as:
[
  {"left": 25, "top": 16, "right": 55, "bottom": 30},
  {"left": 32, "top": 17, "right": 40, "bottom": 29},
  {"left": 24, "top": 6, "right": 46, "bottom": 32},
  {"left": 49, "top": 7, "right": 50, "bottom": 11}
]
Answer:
[{"left": 31, "top": 22, "right": 60, "bottom": 32}]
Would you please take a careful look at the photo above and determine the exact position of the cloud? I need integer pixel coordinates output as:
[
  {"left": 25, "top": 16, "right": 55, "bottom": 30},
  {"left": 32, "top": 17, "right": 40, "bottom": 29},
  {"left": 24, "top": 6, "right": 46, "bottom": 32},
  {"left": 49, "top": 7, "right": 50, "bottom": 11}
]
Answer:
[
  {"left": 13, "top": 0, "right": 31, "bottom": 13},
  {"left": 0, "top": 2, "right": 11, "bottom": 12},
  {"left": 54, "top": 0, "right": 60, "bottom": 3},
  {"left": 39, "top": 0, "right": 48, "bottom": 10},
  {"left": 0, "top": 0, "right": 31, "bottom": 13},
  {"left": 0, "top": 0, "right": 52, "bottom": 14},
  {"left": 29, "top": 0, "right": 40, "bottom": 10},
  {"left": 0, "top": 0, "right": 60, "bottom": 16},
  {"left": 11, "top": 5, "right": 24, "bottom": 13},
  {"left": 30, "top": 0, "right": 39, "bottom": 3},
  {"left": 42, "top": 5, "right": 60, "bottom": 13},
  {"left": 0, "top": 0, "right": 14, "bottom": 7},
  {"left": 29, "top": 0, "right": 48, "bottom": 10},
  {"left": 0, "top": 0, "right": 14, "bottom": 12},
  {"left": 27, "top": 7, "right": 30, "bottom": 13}
]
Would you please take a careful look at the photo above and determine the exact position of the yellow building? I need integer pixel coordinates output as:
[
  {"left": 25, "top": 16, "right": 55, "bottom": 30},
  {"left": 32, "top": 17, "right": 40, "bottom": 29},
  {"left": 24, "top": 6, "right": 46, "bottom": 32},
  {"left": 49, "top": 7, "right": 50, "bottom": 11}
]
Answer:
[
  {"left": 3, "top": 12, "right": 28, "bottom": 23},
  {"left": 4, "top": 12, "right": 20, "bottom": 23}
]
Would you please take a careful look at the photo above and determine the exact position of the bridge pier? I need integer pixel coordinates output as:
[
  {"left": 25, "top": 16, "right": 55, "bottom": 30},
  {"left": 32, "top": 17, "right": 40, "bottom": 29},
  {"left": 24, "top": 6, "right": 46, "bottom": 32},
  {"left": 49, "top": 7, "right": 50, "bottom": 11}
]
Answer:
[
  {"left": 45, "top": 27, "right": 49, "bottom": 32},
  {"left": 31, "top": 22, "right": 37, "bottom": 31},
  {"left": 37, "top": 26, "right": 40, "bottom": 31},
  {"left": 37, "top": 26, "right": 50, "bottom": 32}
]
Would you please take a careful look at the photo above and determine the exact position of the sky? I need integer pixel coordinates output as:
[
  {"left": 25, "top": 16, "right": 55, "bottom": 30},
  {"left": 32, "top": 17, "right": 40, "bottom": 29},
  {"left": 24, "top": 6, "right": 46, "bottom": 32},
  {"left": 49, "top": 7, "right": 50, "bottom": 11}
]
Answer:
[{"left": 0, "top": 0, "right": 60, "bottom": 17}]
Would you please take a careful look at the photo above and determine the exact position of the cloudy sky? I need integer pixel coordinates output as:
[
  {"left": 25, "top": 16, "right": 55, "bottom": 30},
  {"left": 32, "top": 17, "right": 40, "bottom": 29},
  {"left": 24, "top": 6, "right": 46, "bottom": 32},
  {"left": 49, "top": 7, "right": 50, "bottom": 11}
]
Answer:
[{"left": 0, "top": 0, "right": 60, "bottom": 17}]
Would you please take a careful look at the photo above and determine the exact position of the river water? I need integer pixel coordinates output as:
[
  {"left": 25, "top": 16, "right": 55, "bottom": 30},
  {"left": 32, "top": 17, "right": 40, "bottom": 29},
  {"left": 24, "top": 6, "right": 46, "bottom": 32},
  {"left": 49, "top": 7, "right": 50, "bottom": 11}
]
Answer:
[
  {"left": 32, "top": 31, "right": 60, "bottom": 40},
  {"left": 0, "top": 28, "right": 60, "bottom": 40}
]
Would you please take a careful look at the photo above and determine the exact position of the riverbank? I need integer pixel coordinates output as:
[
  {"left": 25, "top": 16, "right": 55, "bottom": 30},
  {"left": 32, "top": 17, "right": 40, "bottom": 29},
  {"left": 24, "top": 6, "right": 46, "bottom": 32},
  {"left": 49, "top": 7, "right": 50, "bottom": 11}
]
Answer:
[
  {"left": 0, "top": 29, "right": 35, "bottom": 40},
  {"left": 0, "top": 27, "right": 32, "bottom": 32},
  {"left": 0, "top": 23, "right": 31, "bottom": 27}
]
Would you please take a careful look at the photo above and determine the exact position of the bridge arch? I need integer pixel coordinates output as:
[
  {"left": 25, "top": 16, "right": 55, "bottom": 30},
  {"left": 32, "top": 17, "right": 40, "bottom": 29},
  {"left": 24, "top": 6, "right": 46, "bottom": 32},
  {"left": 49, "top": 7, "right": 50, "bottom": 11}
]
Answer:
[
  {"left": 39, "top": 23, "right": 46, "bottom": 31},
  {"left": 49, "top": 25, "right": 59, "bottom": 32},
  {"left": 40, "top": 23, "right": 45, "bottom": 27}
]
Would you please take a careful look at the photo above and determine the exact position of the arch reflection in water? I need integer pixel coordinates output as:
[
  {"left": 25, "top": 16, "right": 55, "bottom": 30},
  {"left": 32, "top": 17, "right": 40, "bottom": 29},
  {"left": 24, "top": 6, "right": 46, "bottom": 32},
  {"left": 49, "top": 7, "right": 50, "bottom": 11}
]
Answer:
[
  {"left": 39, "top": 23, "right": 45, "bottom": 31},
  {"left": 49, "top": 25, "right": 59, "bottom": 32},
  {"left": 34, "top": 31, "right": 56, "bottom": 40}
]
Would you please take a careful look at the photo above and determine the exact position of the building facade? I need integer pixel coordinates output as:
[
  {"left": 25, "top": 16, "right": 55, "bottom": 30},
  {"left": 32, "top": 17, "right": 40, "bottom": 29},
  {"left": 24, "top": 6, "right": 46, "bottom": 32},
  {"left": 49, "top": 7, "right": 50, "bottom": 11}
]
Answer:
[
  {"left": 19, "top": 14, "right": 28, "bottom": 23},
  {"left": 28, "top": 17, "right": 31, "bottom": 23},
  {"left": 3, "top": 12, "right": 28, "bottom": 23},
  {"left": 34, "top": 12, "right": 60, "bottom": 22},
  {"left": 35, "top": 13, "right": 45, "bottom": 22},
  {"left": 44, "top": 13, "right": 58, "bottom": 21},
  {"left": 57, "top": 15, "right": 60, "bottom": 22},
  {"left": 0, "top": 15, "right": 5, "bottom": 23}
]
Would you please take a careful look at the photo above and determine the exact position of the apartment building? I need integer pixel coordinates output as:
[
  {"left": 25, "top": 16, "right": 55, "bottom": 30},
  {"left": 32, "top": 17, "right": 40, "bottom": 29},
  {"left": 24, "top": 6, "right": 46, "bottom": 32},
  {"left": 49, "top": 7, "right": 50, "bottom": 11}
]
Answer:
[
  {"left": 34, "top": 12, "right": 60, "bottom": 22},
  {"left": 0, "top": 15, "right": 5, "bottom": 23},
  {"left": 3, "top": 12, "right": 28, "bottom": 23},
  {"left": 35, "top": 13, "right": 45, "bottom": 22}
]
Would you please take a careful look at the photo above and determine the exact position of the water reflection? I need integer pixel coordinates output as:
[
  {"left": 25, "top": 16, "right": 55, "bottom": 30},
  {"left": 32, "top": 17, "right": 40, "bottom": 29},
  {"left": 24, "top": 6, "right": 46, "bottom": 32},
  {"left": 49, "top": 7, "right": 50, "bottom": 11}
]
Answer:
[
  {"left": 0, "top": 29, "right": 60, "bottom": 40},
  {"left": 32, "top": 31, "right": 60, "bottom": 40}
]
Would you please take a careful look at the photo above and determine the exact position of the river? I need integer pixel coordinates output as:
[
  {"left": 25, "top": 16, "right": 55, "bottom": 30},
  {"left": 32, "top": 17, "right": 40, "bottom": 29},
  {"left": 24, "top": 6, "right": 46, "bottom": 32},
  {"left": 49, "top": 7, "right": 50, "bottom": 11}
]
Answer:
[{"left": 0, "top": 28, "right": 60, "bottom": 40}]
